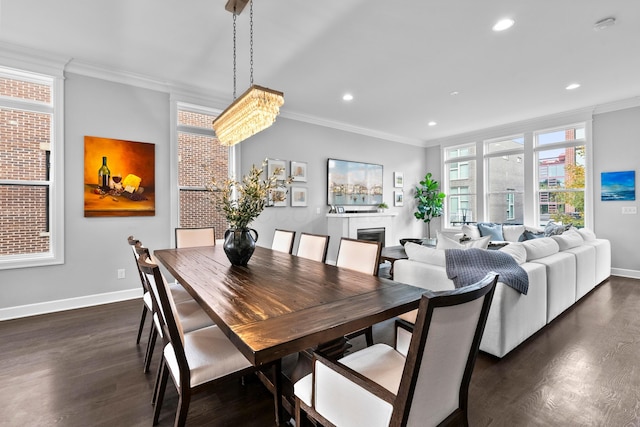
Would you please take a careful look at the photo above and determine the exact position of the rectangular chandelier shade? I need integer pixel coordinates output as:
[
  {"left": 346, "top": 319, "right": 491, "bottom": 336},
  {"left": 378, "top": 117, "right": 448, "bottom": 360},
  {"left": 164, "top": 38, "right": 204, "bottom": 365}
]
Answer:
[{"left": 213, "top": 84, "right": 284, "bottom": 146}]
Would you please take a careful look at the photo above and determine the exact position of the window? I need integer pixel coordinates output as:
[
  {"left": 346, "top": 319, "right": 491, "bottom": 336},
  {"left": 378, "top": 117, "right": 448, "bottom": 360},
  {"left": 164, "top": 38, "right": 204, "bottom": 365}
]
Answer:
[
  {"left": 441, "top": 120, "right": 589, "bottom": 230},
  {"left": 535, "top": 125, "right": 586, "bottom": 227},
  {"left": 176, "top": 103, "right": 229, "bottom": 232},
  {"left": 444, "top": 144, "right": 476, "bottom": 225},
  {"left": 0, "top": 66, "right": 63, "bottom": 269},
  {"left": 485, "top": 135, "right": 524, "bottom": 223}
]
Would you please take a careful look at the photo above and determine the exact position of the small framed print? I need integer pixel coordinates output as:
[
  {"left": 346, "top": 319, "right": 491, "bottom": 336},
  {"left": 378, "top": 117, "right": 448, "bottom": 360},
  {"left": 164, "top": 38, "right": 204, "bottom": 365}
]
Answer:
[
  {"left": 290, "top": 161, "right": 308, "bottom": 182},
  {"left": 291, "top": 187, "right": 308, "bottom": 207},
  {"left": 394, "top": 190, "right": 404, "bottom": 207},
  {"left": 336, "top": 206, "right": 345, "bottom": 214},
  {"left": 267, "top": 159, "right": 287, "bottom": 180},
  {"left": 394, "top": 172, "right": 404, "bottom": 188},
  {"left": 269, "top": 186, "right": 288, "bottom": 207}
]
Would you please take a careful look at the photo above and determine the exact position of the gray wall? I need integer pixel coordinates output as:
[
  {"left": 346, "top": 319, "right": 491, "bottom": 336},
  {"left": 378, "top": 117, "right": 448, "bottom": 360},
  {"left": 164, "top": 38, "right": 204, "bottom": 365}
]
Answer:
[
  {"left": 592, "top": 106, "right": 640, "bottom": 273},
  {"left": 238, "top": 118, "right": 430, "bottom": 258},
  {"left": 0, "top": 71, "right": 638, "bottom": 317},
  {"left": 0, "top": 73, "right": 173, "bottom": 311}
]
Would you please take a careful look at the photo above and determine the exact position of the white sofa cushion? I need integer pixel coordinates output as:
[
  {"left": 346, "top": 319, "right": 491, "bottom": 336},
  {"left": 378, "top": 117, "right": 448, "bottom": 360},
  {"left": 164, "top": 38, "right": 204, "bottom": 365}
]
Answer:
[
  {"left": 577, "top": 227, "right": 597, "bottom": 241},
  {"left": 461, "top": 224, "right": 481, "bottom": 239},
  {"left": 521, "top": 237, "right": 560, "bottom": 261},
  {"left": 503, "top": 225, "right": 525, "bottom": 242},
  {"left": 526, "top": 250, "right": 576, "bottom": 322},
  {"left": 563, "top": 244, "right": 597, "bottom": 300},
  {"left": 436, "top": 233, "right": 464, "bottom": 249},
  {"left": 499, "top": 242, "right": 527, "bottom": 265},
  {"left": 404, "top": 243, "right": 446, "bottom": 267},
  {"left": 550, "top": 229, "right": 584, "bottom": 250}
]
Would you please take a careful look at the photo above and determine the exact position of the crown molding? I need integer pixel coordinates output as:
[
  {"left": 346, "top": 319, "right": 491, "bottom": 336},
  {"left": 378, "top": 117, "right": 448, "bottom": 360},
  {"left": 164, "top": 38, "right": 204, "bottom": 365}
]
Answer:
[
  {"left": 279, "top": 109, "right": 427, "bottom": 147},
  {"left": 593, "top": 96, "right": 640, "bottom": 115},
  {"left": 0, "top": 42, "right": 69, "bottom": 76}
]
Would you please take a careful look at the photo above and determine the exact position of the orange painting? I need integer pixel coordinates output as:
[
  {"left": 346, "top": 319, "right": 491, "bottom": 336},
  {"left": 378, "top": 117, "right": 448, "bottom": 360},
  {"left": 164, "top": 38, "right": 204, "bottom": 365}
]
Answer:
[{"left": 84, "top": 136, "right": 155, "bottom": 217}]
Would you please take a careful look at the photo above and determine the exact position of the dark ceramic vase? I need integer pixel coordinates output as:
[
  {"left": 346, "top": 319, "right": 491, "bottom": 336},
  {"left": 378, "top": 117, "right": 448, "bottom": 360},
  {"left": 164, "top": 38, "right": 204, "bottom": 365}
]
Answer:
[{"left": 223, "top": 228, "right": 259, "bottom": 266}]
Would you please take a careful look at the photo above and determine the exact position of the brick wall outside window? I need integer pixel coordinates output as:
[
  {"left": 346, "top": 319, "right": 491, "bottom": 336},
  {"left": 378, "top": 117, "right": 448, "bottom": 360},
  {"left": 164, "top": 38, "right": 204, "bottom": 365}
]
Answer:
[
  {"left": 0, "top": 76, "right": 52, "bottom": 256},
  {"left": 177, "top": 110, "right": 229, "bottom": 233}
]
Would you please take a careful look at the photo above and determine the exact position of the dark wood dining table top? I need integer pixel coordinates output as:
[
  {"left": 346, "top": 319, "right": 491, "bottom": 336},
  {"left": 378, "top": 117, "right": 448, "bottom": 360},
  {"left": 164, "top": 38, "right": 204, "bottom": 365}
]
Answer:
[{"left": 154, "top": 245, "right": 425, "bottom": 366}]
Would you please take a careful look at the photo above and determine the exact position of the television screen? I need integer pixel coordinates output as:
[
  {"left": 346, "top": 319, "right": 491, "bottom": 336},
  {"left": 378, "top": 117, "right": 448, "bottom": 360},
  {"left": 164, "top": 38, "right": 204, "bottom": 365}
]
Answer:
[{"left": 327, "top": 158, "right": 383, "bottom": 206}]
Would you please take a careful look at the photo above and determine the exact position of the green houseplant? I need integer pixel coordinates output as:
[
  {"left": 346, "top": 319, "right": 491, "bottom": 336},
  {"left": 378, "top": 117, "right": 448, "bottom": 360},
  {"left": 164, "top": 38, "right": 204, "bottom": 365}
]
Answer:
[{"left": 414, "top": 172, "right": 446, "bottom": 240}]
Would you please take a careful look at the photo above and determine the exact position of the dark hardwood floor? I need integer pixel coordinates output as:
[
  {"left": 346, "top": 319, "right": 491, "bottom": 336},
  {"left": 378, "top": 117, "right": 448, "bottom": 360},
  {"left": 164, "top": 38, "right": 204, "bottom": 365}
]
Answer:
[{"left": 1, "top": 275, "right": 639, "bottom": 426}]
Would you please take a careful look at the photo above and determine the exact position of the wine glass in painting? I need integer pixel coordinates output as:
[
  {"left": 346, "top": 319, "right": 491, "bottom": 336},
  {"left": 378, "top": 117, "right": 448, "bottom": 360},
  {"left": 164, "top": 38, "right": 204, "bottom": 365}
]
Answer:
[{"left": 112, "top": 173, "right": 122, "bottom": 190}]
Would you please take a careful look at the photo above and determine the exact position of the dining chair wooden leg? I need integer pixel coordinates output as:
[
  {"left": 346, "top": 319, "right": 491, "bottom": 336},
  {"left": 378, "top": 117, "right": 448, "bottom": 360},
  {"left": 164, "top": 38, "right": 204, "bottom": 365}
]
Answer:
[
  {"left": 153, "top": 361, "right": 169, "bottom": 426},
  {"left": 136, "top": 306, "right": 148, "bottom": 344},
  {"left": 176, "top": 391, "right": 192, "bottom": 427},
  {"left": 151, "top": 357, "right": 164, "bottom": 407},
  {"left": 143, "top": 326, "right": 157, "bottom": 373}
]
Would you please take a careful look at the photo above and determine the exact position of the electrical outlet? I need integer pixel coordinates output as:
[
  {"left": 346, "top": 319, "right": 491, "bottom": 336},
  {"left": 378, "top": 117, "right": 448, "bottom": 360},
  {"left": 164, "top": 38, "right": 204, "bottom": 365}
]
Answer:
[
  {"left": 117, "top": 269, "right": 126, "bottom": 279},
  {"left": 622, "top": 206, "right": 637, "bottom": 215}
]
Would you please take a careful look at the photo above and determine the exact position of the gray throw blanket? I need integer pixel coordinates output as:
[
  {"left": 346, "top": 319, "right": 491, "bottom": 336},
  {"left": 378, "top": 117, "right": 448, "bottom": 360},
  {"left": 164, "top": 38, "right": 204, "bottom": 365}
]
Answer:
[{"left": 445, "top": 248, "right": 529, "bottom": 294}]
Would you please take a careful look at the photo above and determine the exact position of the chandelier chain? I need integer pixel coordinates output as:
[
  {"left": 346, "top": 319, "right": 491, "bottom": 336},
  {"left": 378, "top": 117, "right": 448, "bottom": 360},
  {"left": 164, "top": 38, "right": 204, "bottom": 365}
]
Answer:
[
  {"left": 249, "top": 0, "right": 254, "bottom": 85},
  {"left": 232, "top": 7, "right": 237, "bottom": 99}
]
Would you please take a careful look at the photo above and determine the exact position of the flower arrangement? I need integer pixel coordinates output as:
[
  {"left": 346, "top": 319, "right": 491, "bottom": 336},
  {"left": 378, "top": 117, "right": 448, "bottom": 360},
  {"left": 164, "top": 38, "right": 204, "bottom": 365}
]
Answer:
[{"left": 211, "top": 160, "right": 290, "bottom": 230}]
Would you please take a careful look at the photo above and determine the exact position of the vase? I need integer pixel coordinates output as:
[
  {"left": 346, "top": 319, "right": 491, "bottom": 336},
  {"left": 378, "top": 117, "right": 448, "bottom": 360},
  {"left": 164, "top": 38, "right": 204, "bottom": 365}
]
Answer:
[{"left": 223, "top": 228, "right": 259, "bottom": 266}]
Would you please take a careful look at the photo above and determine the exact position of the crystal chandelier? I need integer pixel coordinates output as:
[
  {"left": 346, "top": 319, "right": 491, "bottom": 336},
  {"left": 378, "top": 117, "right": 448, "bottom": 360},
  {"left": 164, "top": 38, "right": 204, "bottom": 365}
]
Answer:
[{"left": 213, "top": 0, "right": 284, "bottom": 146}]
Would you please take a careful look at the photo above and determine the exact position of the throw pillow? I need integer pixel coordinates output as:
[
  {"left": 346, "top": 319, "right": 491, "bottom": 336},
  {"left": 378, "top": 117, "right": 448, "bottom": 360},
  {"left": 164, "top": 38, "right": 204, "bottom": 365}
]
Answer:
[
  {"left": 499, "top": 242, "right": 527, "bottom": 265},
  {"left": 502, "top": 225, "right": 525, "bottom": 242},
  {"left": 461, "top": 224, "right": 481, "bottom": 239},
  {"left": 477, "top": 222, "right": 504, "bottom": 241},
  {"left": 544, "top": 221, "right": 567, "bottom": 237},
  {"left": 436, "top": 233, "right": 465, "bottom": 250},
  {"left": 522, "top": 230, "right": 545, "bottom": 240},
  {"left": 463, "top": 235, "right": 491, "bottom": 249},
  {"left": 404, "top": 242, "right": 446, "bottom": 266}
]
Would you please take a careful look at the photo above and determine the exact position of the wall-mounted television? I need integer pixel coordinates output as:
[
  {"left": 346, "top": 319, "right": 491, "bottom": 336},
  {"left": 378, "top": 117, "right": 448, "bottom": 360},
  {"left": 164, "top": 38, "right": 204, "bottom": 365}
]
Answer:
[{"left": 327, "top": 158, "right": 383, "bottom": 206}]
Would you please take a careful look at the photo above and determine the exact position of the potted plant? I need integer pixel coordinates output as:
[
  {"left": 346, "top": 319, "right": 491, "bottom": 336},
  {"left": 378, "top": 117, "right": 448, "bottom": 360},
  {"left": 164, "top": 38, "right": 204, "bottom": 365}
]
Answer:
[
  {"left": 377, "top": 202, "right": 389, "bottom": 212},
  {"left": 414, "top": 172, "right": 446, "bottom": 243},
  {"left": 211, "top": 160, "right": 290, "bottom": 265}
]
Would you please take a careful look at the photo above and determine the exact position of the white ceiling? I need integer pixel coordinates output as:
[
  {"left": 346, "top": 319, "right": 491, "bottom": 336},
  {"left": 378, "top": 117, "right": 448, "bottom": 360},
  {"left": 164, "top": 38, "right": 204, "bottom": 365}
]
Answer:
[{"left": 1, "top": 0, "right": 639, "bottom": 146}]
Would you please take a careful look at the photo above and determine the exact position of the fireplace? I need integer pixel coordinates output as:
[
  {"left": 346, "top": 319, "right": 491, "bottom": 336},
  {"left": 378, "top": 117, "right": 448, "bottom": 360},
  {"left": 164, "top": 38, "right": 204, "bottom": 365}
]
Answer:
[{"left": 357, "top": 227, "right": 386, "bottom": 248}]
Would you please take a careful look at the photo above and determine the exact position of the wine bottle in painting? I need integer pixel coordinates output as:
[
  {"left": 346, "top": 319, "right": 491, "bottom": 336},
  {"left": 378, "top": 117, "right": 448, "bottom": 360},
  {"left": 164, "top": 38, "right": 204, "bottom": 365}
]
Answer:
[{"left": 98, "top": 156, "right": 110, "bottom": 190}]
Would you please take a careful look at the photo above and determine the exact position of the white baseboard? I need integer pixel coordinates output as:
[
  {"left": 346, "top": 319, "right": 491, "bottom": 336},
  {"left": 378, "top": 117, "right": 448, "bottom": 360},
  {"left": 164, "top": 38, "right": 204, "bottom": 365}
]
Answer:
[
  {"left": 0, "top": 288, "right": 142, "bottom": 321},
  {"left": 611, "top": 268, "right": 640, "bottom": 280}
]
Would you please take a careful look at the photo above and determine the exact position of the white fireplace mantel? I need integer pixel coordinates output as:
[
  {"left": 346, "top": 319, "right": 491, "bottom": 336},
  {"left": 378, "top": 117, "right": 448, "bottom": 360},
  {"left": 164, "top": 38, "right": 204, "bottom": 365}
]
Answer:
[{"left": 325, "top": 212, "right": 398, "bottom": 263}]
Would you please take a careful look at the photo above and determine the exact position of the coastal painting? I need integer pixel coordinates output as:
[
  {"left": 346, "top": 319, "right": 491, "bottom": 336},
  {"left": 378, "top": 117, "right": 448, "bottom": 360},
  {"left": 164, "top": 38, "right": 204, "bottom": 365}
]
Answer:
[
  {"left": 601, "top": 170, "right": 635, "bottom": 201},
  {"left": 327, "top": 158, "right": 383, "bottom": 206}
]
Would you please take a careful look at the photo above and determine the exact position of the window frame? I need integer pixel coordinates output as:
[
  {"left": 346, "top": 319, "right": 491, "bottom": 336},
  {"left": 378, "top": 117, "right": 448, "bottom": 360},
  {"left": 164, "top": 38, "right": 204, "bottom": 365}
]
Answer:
[{"left": 0, "top": 65, "right": 64, "bottom": 270}]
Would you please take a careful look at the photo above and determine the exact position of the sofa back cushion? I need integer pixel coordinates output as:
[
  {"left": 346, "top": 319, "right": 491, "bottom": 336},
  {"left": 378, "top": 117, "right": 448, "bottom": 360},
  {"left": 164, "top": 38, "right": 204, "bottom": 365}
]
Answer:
[
  {"left": 551, "top": 229, "right": 584, "bottom": 250},
  {"left": 577, "top": 227, "right": 597, "bottom": 241},
  {"left": 521, "top": 237, "right": 560, "bottom": 261},
  {"left": 503, "top": 225, "right": 525, "bottom": 242},
  {"left": 404, "top": 242, "right": 446, "bottom": 266},
  {"left": 499, "top": 242, "right": 527, "bottom": 265}
]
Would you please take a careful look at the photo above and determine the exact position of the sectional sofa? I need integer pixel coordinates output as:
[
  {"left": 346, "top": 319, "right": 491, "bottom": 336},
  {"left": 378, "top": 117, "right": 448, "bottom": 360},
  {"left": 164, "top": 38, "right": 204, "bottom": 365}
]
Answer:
[{"left": 393, "top": 226, "right": 611, "bottom": 358}]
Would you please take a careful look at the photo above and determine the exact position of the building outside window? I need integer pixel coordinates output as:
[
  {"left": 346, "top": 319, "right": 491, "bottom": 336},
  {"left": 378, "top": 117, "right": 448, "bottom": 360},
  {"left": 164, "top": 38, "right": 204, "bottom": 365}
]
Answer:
[
  {"left": 485, "top": 135, "right": 524, "bottom": 224},
  {"left": 176, "top": 103, "right": 229, "bottom": 233},
  {"left": 0, "top": 66, "right": 63, "bottom": 269},
  {"left": 535, "top": 125, "right": 586, "bottom": 227},
  {"left": 444, "top": 143, "right": 476, "bottom": 226}
]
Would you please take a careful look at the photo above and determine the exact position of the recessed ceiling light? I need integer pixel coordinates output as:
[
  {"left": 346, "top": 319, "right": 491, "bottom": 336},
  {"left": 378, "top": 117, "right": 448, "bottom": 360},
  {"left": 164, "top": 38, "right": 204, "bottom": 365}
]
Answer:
[
  {"left": 493, "top": 18, "right": 515, "bottom": 32},
  {"left": 594, "top": 17, "right": 616, "bottom": 31},
  {"left": 450, "top": 91, "right": 460, "bottom": 96},
  {"left": 428, "top": 121, "right": 437, "bottom": 127},
  {"left": 342, "top": 93, "right": 353, "bottom": 101},
  {"left": 566, "top": 83, "right": 581, "bottom": 90}
]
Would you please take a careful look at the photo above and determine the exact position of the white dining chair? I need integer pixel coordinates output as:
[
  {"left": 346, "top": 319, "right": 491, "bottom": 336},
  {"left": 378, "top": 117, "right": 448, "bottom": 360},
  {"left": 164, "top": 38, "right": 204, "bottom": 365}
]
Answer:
[
  {"left": 175, "top": 227, "right": 216, "bottom": 248},
  {"left": 294, "top": 273, "right": 498, "bottom": 427},
  {"left": 138, "top": 253, "right": 281, "bottom": 427},
  {"left": 335, "top": 238, "right": 383, "bottom": 347},
  {"left": 272, "top": 229, "right": 296, "bottom": 254},
  {"left": 296, "top": 232, "right": 330, "bottom": 263}
]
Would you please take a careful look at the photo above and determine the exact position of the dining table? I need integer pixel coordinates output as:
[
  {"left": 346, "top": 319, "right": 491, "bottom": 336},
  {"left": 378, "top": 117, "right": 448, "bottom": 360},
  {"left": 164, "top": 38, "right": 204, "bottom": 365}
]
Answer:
[{"left": 153, "top": 244, "right": 425, "bottom": 421}]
